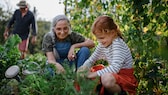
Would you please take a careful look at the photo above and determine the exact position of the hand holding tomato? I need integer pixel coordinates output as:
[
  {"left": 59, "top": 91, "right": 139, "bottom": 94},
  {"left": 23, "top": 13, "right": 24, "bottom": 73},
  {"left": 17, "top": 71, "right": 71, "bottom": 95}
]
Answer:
[{"left": 88, "top": 64, "right": 105, "bottom": 79}]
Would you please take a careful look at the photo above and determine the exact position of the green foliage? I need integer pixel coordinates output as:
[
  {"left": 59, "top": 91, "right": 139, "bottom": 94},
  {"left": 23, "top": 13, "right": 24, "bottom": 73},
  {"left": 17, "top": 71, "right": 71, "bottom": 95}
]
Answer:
[
  {"left": 28, "top": 20, "right": 50, "bottom": 54},
  {"left": 0, "top": 79, "right": 19, "bottom": 95},
  {"left": 65, "top": 0, "right": 168, "bottom": 94},
  {"left": 124, "top": 0, "right": 168, "bottom": 93},
  {"left": 134, "top": 58, "right": 168, "bottom": 94},
  {"left": 0, "top": 0, "right": 168, "bottom": 94},
  {"left": 124, "top": 0, "right": 167, "bottom": 58},
  {"left": 19, "top": 63, "right": 98, "bottom": 95},
  {"left": 0, "top": 35, "right": 21, "bottom": 80},
  {"left": 0, "top": 6, "right": 13, "bottom": 44},
  {"left": 0, "top": 36, "right": 98, "bottom": 94}
]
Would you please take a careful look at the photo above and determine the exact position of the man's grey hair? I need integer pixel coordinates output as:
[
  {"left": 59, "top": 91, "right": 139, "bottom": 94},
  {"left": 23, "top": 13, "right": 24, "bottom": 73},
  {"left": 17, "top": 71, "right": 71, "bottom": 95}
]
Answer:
[{"left": 51, "top": 15, "right": 71, "bottom": 34}]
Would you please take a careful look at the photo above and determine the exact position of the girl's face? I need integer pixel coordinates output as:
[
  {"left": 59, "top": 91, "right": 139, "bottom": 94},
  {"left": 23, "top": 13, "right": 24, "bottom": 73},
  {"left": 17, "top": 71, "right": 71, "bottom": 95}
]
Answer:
[
  {"left": 94, "top": 30, "right": 115, "bottom": 47},
  {"left": 54, "top": 20, "right": 69, "bottom": 40}
]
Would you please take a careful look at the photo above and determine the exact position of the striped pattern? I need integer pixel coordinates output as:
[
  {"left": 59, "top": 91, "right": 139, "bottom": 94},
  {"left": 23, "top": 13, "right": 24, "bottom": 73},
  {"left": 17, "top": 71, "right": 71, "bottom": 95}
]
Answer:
[{"left": 83, "top": 37, "right": 133, "bottom": 76}]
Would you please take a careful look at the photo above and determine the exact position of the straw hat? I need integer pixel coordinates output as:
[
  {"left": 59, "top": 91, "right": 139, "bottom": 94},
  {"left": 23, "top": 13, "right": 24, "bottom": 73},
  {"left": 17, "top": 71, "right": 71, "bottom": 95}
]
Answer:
[{"left": 16, "top": 0, "right": 28, "bottom": 8}]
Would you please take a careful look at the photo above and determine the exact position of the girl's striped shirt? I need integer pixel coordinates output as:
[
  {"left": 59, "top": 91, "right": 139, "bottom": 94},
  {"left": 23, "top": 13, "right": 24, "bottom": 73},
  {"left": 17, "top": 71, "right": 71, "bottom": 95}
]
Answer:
[{"left": 83, "top": 37, "right": 133, "bottom": 76}]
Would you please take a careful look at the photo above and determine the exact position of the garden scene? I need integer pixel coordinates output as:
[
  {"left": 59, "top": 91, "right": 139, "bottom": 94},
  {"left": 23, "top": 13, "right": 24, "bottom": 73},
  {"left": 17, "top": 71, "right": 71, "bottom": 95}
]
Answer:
[{"left": 0, "top": 0, "right": 168, "bottom": 95}]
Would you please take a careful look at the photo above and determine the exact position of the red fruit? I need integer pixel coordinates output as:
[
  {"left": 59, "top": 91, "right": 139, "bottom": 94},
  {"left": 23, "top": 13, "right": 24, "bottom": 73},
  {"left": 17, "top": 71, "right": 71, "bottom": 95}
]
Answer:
[
  {"left": 90, "top": 64, "right": 105, "bottom": 80},
  {"left": 74, "top": 81, "right": 80, "bottom": 92},
  {"left": 90, "top": 64, "right": 105, "bottom": 72}
]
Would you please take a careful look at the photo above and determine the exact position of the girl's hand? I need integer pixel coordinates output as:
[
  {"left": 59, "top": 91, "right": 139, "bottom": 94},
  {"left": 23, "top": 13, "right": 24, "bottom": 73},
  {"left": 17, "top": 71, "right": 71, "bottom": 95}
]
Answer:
[
  {"left": 77, "top": 66, "right": 98, "bottom": 79},
  {"left": 77, "top": 65, "right": 89, "bottom": 73},
  {"left": 77, "top": 65, "right": 89, "bottom": 78},
  {"left": 88, "top": 64, "right": 104, "bottom": 79},
  {"left": 87, "top": 71, "right": 98, "bottom": 79}
]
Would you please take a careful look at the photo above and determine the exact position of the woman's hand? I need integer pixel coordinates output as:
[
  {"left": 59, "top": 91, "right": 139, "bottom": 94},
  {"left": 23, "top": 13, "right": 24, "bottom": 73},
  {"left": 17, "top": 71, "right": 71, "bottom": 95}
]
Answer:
[
  {"left": 54, "top": 63, "right": 65, "bottom": 74},
  {"left": 68, "top": 45, "right": 76, "bottom": 61},
  {"left": 46, "top": 52, "right": 65, "bottom": 74}
]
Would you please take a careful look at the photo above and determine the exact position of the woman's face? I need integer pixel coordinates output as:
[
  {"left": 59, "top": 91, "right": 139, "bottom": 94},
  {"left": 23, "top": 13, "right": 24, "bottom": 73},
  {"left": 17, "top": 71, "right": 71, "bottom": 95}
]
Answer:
[
  {"left": 94, "top": 30, "right": 115, "bottom": 47},
  {"left": 54, "top": 20, "right": 69, "bottom": 40}
]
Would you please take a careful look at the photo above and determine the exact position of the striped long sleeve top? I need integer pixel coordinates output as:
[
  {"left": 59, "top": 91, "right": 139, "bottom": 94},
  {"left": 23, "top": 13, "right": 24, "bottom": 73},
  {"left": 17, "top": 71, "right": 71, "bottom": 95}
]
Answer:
[{"left": 83, "top": 37, "right": 133, "bottom": 76}]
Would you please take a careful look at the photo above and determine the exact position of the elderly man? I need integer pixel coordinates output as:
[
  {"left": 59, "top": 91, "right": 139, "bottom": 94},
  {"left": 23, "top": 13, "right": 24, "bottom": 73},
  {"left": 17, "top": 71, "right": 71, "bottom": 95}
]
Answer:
[{"left": 3, "top": 0, "right": 37, "bottom": 59}]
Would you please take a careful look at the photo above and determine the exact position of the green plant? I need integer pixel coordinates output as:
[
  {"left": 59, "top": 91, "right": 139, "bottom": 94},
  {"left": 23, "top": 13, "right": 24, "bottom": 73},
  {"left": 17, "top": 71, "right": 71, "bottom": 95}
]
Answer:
[
  {"left": 19, "top": 63, "right": 98, "bottom": 95},
  {"left": 134, "top": 57, "right": 168, "bottom": 94},
  {"left": 65, "top": 0, "right": 168, "bottom": 94},
  {"left": 0, "top": 35, "right": 21, "bottom": 80},
  {"left": 0, "top": 36, "right": 99, "bottom": 95}
]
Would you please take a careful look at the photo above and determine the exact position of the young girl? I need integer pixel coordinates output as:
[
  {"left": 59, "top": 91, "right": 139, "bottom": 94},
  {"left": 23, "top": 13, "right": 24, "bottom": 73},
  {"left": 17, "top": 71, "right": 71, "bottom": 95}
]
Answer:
[{"left": 77, "top": 15, "right": 138, "bottom": 94}]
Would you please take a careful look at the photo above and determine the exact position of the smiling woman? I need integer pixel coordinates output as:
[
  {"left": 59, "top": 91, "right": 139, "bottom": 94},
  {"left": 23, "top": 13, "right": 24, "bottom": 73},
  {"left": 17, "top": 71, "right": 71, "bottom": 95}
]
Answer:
[{"left": 1, "top": 0, "right": 65, "bottom": 21}]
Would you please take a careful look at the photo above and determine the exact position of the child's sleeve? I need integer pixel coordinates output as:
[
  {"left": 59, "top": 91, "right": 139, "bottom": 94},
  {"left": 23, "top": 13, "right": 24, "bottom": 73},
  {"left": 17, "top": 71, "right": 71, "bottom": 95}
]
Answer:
[{"left": 83, "top": 44, "right": 102, "bottom": 68}]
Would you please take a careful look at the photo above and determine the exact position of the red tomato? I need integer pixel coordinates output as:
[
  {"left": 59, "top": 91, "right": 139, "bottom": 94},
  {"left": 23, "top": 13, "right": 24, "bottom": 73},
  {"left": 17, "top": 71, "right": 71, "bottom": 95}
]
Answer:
[
  {"left": 74, "top": 81, "right": 80, "bottom": 92},
  {"left": 90, "top": 64, "right": 105, "bottom": 80},
  {"left": 90, "top": 64, "right": 105, "bottom": 72}
]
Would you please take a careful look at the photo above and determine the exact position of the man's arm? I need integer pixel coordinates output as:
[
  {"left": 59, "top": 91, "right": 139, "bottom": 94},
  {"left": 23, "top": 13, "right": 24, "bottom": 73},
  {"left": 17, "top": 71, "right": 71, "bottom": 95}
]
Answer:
[{"left": 3, "top": 11, "right": 16, "bottom": 40}]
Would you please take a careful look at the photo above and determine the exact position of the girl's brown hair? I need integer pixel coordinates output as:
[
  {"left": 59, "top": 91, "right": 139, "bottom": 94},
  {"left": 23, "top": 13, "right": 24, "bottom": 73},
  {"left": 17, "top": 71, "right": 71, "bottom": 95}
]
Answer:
[{"left": 91, "top": 15, "right": 123, "bottom": 39}]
